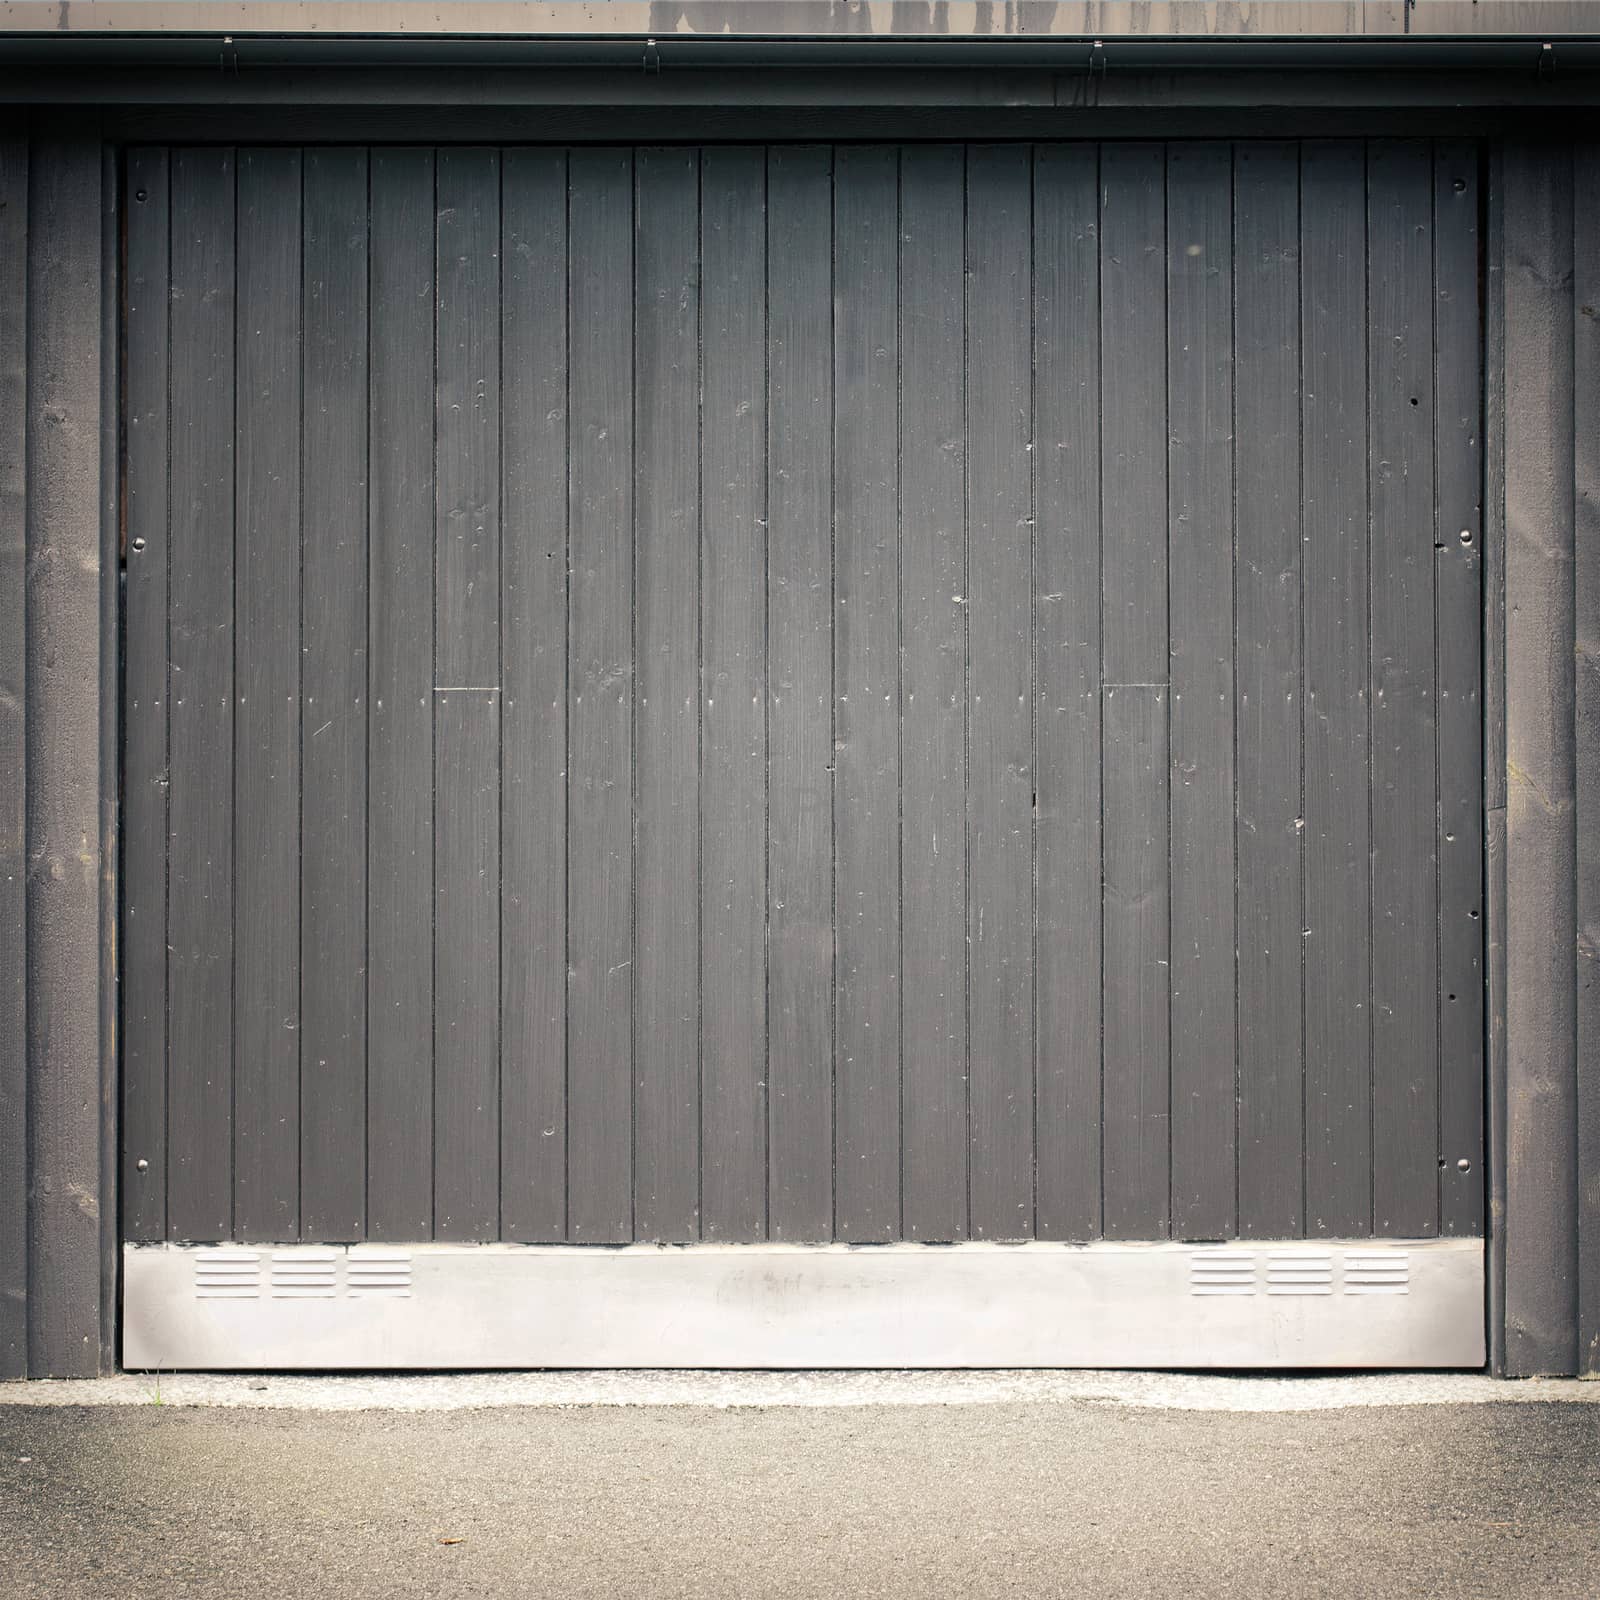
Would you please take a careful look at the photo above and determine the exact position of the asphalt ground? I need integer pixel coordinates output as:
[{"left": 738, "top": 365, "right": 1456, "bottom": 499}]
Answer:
[{"left": 3, "top": 1384, "right": 1599, "bottom": 1598}]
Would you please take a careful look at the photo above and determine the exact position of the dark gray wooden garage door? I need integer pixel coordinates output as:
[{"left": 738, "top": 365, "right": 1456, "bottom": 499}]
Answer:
[{"left": 121, "top": 140, "right": 1484, "bottom": 1248}]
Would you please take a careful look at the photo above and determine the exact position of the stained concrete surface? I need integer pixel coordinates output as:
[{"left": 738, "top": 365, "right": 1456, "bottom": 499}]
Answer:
[{"left": 3, "top": 1396, "right": 1599, "bottom": 1598}]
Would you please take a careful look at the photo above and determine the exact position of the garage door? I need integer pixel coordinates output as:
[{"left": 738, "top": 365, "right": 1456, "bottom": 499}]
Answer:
[{"left": 121, "top": 140, "right": 1485, "bottom": 1367}]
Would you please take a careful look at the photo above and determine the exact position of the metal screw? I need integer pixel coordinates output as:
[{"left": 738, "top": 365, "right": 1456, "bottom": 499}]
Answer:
[
  {"left": 136, "top": 1158, "right": 149, "bottom": 1171},
  {"left": 131, "top": 536, "right": 147, "bottom": 553},
  {"left": 1457, "top": 1158, "right": 1471, "bottom": 1173}
]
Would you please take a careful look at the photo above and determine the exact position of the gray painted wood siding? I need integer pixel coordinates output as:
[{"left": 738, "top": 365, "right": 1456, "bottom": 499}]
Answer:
[{"left": 122, "top": 140, "right": 1483, "bottom": 1246}]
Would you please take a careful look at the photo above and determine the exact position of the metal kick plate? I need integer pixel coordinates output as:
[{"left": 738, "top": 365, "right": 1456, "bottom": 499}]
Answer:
[{"left": 124, "top": 1239, "right": 1485, "bottom": 1371}]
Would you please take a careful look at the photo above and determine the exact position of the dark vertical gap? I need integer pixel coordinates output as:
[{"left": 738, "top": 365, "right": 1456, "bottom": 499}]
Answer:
[
  {"left": 560, "top": 148, "right": 573, "bottom": 1241},
  {"left": 627, "top": 150, "right": 638, "bottom": 1243},
  {"left": 828, "top": 147, "right": 839, "bottom": 1243},
  {"left": 362, "top": 150, "right": 375, "bottom": 1239},
  {"left": 229, "top": 152, "right": 242, "bottom": 1242},
  {"left": 1296, "top": 144, "right": 1309, "bottom": 1239},
  {"left": 1230, "top": 142, "right": 1242, "bottom": 1240},
  {"left": 495, "top": 152, "right": 506, "bottom": 1241},
  {"left": 762, "top": 149, "right": 773, "bottom": 1242},
  {"left": 1162, "top": 141, "right": 1174, "bottom": 1240},
  {"left": 961, "top": 144, "right": 974, "bottom": 1241},
  {"left": 1477, "top": 140, "right": 1494, "bottom": 1257},
  {"left": 695, "top": 147, "right": 707, "bottom": 1241},
  {"left": 1095, "top": 142, "right": 1107, "bottom": 1241},
  {"left": 1365, "top": 141, "right": 1377, "bottom": 1237},
  {"left": 1431, "top": 140, "right": 1445, "bottom": 1233},
  {"left": 295, "top": 149, "right": 308, "bottom": 1242},
  {"left": 429, "top": 148, "right": 440, "bottom": 1241},
  {"left": 628, "top": 152, "right": 640, "bottom": 1244},
  {"left": 1028, "top": 144, "right": 1040, "bottom": 1236},
  {"left": 161, "top": 155, "right": 174, "bottom": 1243},
  {"left": 894, "top": 146, "right": 906, "bottom": 1241}
]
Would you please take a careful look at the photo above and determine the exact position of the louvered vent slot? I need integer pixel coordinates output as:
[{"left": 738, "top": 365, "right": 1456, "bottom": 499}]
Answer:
[
  {"left": 270, "top": 1250, "right": 339, "bottom": 1299},
  {"left": 1266, "top": 1252, "right": 1334, "bottom": 1296},
  {"left": 194, "top": 1251, "right": 261, "bottom": 1300},
  {"left": 1189, "top": 1251, "right": 1256, "bottom": 1296},
  {"left": 347, "top": 1252, "right": 413, "bottom": 1299},
  {"left": 1343, "top": 1253, "right": 1411, "bottom": 1295}
]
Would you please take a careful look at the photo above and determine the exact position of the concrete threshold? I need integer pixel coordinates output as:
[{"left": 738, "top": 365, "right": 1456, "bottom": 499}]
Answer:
[{"left": 0, "top": 1369, "right": 1596, "bottom": 1411}]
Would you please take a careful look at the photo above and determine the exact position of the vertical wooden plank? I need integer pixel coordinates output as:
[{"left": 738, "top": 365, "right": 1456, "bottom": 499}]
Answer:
[
  {"left": 1033, "top": 145, "right": 1102, "bottom": 1242},
  {"left": 1301, "top": 141, "right": 1374, "bottom": 1238},
  {"left": 1368, "top": 141, "right": 1441, "bottom": 1238},
  {"left": 501, "top": 148, "right": 569, "bottom": 1242},
  {"left": 899, "top": 145, "right": 968, "bottom": 1243},
  {"left": 1234, "top": 142, "right": 1305, "bottom": 1239},
  {"left": 1099, "top": 142, "right": 1170, "bottom": 1240},
  {"left": 1166, "top": 142, "right": 1236, "bottom": 1242},
  {"left": 367, "top": 147, "right": 436, "bottom": 1242},
  {"left": 966, "top": 143, "right": 1035, "bottom": 1242},
  {"left": 233, "top": 147, "right": 302, "bottom": 1242},
  {"left": 1102, "top": 683, "right": 1170, "bottom": 1239},
  {"left": 766, "top": 146, "right": 835, "bottom": 1243},
  {"left": 166, "top": 146, "right": 235, "bottom": 1242},
  {"left": 566, "top": 147, "right": 634, "bottom": 1243},
  {"left": 0, "top": 137, "right": 26, "bottom": 1372},
  {"left": 1434, "top": 142, "right": 1485, "bottom": 1237},
  {"left": 700, "top": 146, "right": 768, "bottom": 1242},
  {"left": 25, "top": 134, "right": 104, "bottom": 1374},
  {"left": 1573, "top": 144, "right": 1600, "bottom": 1372},
  {"left": 434, "top": 147, "right": 500, "bottom": 1242},
  {"left": 832, "top": 146, "right": 900, "bottom": 1242},
  {"left": 632, "top": 145, "right": 698, "bottom": 1242},
  {"left": 300, "top": 148, "right": 370, "bottom": 1242},
  {"left": 120, "top": 148, "right": 167, "bottom": 1247},
  {"left": 1502, "top": 141, "right": 1577, "bottom": 1374},
  {"left": 1483, "top": 142, "right": 1508, "bottom": 1371}
]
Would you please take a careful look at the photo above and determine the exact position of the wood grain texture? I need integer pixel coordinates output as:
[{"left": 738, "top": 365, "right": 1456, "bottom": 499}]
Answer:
[
  {"left": 433, "top": 147, "right": 500, "bottom": 1242},
  {"left": 1502, "top": 141, "right": 1578, "bottom": 1374},
  {"left": 832, "top": 145, "right": 900, "bottom": 1242},
  {"left": 300, "top": 147, "right": 369, "bottom": 1242},
  {"left": 366, "top": 147, "right": 436, "bottom": 1242},
  {"left": 1369, "top": 141, "right": 1441, "bottom": 1239},
  {"left": 1433, "top": 142, "right": 1485, "bottom": 1239},
  {"left": 1101, "top": 684, "right": 1170, "bottom": 1240},
  {"left": 966, "top": 143, "right": 1035, "bottom": 1242},
  {"left": 1166, "top": 141, "right": 1236, "bottom": 1242},
  {"left": 1573, "top": 144, "right": 1600, "bottom": 1376},
  {"left": 699, "top": 145, "right": 768, "bottom": 1242},
  {"left": 24, "top": 135, "right": 104, "bottom": 1374},
  {"left": 1233, "top": 141, "right": 1304, "bottom": 1239},
  {"left": 1033, "top": 142, "right": 1102, "bottom": 1242},
  {"left": 165, "top": 146, "right": 235, "bottom": 1243},
  {"left": 120, "top": 148, "right": 167, "bottom": 1249},
  {"left": 232, "top": 146, "right": 302, "bottom": 1242},
  {"left": 0, "top": 137, "right": 24, "bottom": 1374},
  {"left": 123, "top": 137, "right": 1487, "bottom": 1260},
  {"left": 500, "top": 148, "right": 569, "bottom": 1243},
  {"left": 565, "top": 147, "right": 634, "bottom": 1243},
  {"left": 765, "top": 145, "right": 835, "bottom": 1243},
  {"left": 1099, "top": 144, "right": 1170, "bottom": 1242},
  {"left": 1301, "top": 140, "right": 1373, "bottom": 1239},
  {"left": 898, "top": 144, "right": 967, "bottom": 1243}
]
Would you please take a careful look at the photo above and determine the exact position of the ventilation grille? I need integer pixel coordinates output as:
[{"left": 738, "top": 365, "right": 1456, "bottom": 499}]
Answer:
[
  {"left": 347, "top": 1252, "right": 414, "bottom": 1299},
  {"left": 1344, "top": 1252, "right": 1411, "bottom": 1296},
  {"left": 1267, "top": 1252, "right": 1334, "bottom": 1296},
  {"left": 1189, "top": 1252, "right": 1257, "bottom": 1296},
  {"left": 193, "top": 1248, "right": 416, "bottom": 1302},
  {"left": 1189, "top": 1248, "right": 1415, "bottom": 1298},
  {"left": 271, "top": 1251, "right": 339, "bottom": 1299},
  {"left": 194, "top": 1252, "right": 261, "bottom": 1300}
]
